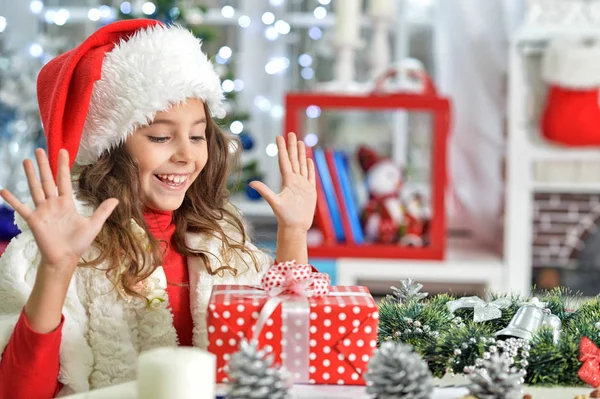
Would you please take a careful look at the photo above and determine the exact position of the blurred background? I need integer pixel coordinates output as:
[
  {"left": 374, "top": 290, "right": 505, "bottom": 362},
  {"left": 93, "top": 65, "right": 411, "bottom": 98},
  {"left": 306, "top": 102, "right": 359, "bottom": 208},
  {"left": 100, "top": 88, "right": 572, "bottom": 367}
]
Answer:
[{"left": 4, "top": 0, "right": 600, "bottom": 301}]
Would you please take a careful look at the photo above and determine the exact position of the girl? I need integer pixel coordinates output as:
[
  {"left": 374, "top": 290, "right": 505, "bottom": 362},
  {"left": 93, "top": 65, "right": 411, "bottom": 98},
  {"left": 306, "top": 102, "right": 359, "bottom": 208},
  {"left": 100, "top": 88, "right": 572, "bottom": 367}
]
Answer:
[{"left": 0, "top": 19, "right": 316, "bottom": 398}]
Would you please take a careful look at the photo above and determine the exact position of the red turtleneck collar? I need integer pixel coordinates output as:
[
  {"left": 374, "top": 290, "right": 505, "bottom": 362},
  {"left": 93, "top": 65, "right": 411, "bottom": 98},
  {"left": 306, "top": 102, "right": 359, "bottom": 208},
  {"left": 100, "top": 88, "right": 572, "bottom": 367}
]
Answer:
[
  {"left": 143, "top": 208, "right": 175, "bottom": 242},
  {"left": 142, "top": 207, "right": 193, "bottom": 346}
]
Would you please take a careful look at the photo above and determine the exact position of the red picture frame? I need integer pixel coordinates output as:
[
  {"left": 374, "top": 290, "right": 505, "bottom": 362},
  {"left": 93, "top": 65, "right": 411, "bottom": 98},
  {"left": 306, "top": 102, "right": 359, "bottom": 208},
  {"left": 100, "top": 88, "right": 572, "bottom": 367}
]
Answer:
[{"left": 284, "top": 91, "right": 451, "bottom": 260}]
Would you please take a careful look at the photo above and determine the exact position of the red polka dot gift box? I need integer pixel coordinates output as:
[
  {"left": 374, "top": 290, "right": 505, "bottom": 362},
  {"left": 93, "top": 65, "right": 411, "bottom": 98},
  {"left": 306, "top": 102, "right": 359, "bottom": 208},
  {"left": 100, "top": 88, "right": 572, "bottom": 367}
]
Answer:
[{"left": 206, "top": 262, "right": 379, "bottom": 386}]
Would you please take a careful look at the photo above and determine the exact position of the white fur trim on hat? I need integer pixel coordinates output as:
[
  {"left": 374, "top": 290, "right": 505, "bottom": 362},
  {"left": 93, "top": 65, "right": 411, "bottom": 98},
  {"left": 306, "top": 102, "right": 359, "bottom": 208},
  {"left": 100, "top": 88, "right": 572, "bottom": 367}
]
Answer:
[
  {"left": 77, "top": 24, "right": 225, "bottom": 166},
  {"left": 542, "top": 37, "right": 600, "bottom": 88}
]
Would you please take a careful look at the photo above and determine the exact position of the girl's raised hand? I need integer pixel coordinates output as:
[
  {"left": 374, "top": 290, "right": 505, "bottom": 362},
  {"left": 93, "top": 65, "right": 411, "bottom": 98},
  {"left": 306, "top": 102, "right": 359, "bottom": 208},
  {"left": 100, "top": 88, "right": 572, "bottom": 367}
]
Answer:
[
  {"left": 249, "top": 133, "right": 317, "bottom": 232},
  {"left": 0, "top": 149, "right": 118, "bottom": 275}
]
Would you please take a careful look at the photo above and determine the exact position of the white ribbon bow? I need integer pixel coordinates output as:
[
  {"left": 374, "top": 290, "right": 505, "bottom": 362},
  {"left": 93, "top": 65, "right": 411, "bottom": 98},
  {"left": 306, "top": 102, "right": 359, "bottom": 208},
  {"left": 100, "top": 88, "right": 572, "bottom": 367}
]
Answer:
[
  {"left": 447, "top": 296, "right": 511, "bottom": 322},
  {"left": 519, "top": 297, "right": 548, "bottom": 309}
]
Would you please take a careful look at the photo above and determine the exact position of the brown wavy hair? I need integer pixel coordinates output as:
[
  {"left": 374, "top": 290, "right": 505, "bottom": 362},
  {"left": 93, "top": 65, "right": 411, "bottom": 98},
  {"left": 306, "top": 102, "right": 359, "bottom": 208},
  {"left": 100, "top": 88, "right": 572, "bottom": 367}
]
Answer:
[{"left": 75, "top": 102, "right": 259, "bottom": 298}]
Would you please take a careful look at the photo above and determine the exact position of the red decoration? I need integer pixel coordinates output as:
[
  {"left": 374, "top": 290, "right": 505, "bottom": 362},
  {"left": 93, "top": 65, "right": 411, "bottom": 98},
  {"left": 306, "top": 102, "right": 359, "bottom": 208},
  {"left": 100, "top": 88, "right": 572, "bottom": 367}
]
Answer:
[
  {"left": 579, "top": 336, "right": 600, "bottom": 387},
  {"left": 400, "top": 192, "right": 430, "bottom": 247},
  {"left": 541, "top": 87, "right": 600, "bottom": 146},
  {"left": 361, "top": 193, "right": 402, "bottom": 244},
  {"left": 356, "top": 145, "right": 403, "bottom": 244},
  {"left": 541, "top": 38, "right": 600, "bottom": 147},
  {"left": 284, "top": 90, "right": 450, "bottom": 259},
  {"left": 207, "top": 284, "right": 378, "bottom": 385},
  {"left": 357, "top": 146, "right": 382, "bottom": 173}
]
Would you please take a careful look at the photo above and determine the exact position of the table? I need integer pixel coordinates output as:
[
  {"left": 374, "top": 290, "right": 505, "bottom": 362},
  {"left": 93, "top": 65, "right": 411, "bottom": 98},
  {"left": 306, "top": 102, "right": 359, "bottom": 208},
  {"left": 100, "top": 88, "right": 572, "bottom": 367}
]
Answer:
[
  {"left": 62, "top": 380, "right": 594, "bottom": 399},
  {"left": 62, "top": 382, "right": 466, "bottom": 398}
]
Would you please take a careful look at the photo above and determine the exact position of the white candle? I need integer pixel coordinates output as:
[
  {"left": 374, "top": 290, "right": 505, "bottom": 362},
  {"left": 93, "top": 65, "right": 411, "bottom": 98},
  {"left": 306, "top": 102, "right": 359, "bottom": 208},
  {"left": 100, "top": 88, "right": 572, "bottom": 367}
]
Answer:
[
  {"left": 369, "top": 0, "right": 395, "bottom": 18},
  {"left": 335, "top": 0, "right": 363, "bottom": 45},
  {"left": 137, "top": 347, "right": 216, "bottom": 399}
]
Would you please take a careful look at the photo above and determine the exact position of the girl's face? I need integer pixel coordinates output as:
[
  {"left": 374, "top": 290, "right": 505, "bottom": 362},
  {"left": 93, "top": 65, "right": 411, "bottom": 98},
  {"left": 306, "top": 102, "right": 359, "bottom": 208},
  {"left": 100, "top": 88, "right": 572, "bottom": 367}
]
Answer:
[{"left": 124, "top": 98, "right": 208, "bottom": 211}]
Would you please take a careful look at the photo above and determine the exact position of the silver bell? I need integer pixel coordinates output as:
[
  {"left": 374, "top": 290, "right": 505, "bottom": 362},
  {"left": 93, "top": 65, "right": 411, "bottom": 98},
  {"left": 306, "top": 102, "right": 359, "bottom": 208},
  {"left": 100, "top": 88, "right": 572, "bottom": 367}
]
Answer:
[
  {"left": 495, "top": 305, "right": 562, "bottom": 343},
  {"left": 541, "top": 312, "right": 562, "bottom": 344}
]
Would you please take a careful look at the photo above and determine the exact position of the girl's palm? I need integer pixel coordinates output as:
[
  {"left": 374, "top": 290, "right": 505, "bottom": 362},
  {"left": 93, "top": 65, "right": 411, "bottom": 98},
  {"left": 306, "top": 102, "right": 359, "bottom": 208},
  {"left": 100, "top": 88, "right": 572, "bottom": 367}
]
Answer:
[
  {"left": 0, "top": 149, "right": 118, "bottom": 271},
  {"left": 249, "top": 133, "right": 317, "bottom": 231}
]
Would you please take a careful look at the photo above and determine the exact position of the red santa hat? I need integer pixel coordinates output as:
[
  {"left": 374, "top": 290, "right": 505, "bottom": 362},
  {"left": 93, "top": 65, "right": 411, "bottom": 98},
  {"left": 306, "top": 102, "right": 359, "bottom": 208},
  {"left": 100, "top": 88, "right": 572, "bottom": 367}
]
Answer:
[
  {"left": 357, "top": 145, "right": 383, "bottom": 173},
  {"left": 37, "top": 19, "right": 225, "bottom": 176}
]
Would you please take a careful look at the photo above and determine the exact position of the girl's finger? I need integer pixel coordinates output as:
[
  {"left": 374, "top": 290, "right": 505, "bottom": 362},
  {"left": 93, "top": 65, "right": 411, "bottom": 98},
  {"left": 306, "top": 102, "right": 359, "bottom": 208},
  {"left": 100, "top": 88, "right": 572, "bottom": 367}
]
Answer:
[
  {"left": 307, "top": 158, "right": 316, "bottom": 186},
  {"left": 56, "top": 149, "right": 73, "bottom": 198},
  {"left": 298, "top": 140, "right": 308, "bottom": 178},
  {"left": 35, "top": 149, "right": 57, "bottom": 198},
  {"left": 23, "top": 158, "right": 45, "bottom": 206},
  {"left": 89, "top": 198, "right": 119, "bottom": 233},
  {"left": 0, "top": 189, "right": 32, "bottom": 220},
  {"left": 277, "top": 135, "right": 292, "bottom": 177},
  {"left": 287, "top": 133, "right": 300, "bottom": 174},
  {"left": 248, "top": 181, "right": 278, "bottom": 210}
]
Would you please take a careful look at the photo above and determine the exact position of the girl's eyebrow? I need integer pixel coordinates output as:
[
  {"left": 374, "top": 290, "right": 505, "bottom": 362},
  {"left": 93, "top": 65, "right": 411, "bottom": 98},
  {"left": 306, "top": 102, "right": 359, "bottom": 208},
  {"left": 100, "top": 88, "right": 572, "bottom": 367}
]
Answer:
[{"left": 151, "top": 118, "right": 207, "bottom": 126}]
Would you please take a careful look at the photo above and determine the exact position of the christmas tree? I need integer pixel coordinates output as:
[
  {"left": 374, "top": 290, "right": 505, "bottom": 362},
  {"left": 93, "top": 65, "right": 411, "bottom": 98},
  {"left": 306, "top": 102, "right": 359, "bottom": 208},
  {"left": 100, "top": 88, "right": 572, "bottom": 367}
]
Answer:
[{"left": 0, "top": 31, "right": 68, "bottom": 242}]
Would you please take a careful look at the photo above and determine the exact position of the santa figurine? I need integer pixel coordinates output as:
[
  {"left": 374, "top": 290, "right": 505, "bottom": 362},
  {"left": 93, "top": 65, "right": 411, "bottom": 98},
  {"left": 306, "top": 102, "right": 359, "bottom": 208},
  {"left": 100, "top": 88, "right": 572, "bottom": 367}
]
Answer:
[
  {"left": 400, "top": 192, "right": 431, "bottom": 247},
  {"left": 357, "top": 145, "right": 404, "bottom": 244}
]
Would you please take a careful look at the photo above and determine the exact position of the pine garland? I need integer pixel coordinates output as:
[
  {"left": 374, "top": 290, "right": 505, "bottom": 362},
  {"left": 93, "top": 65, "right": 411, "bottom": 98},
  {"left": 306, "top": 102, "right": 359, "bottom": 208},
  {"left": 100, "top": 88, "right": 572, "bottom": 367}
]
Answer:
[
  {"left": 378, "top": 284, "right": 596, "bottom": 387},
  {"left": 437, "top": 322, "right": 495, "bottom": 375}
]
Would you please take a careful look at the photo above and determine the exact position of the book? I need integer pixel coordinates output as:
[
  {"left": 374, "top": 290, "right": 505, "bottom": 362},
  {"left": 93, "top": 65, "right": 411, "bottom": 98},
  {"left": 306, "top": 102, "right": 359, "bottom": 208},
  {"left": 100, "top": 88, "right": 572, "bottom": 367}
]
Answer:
[
  {"left": 313, "top": 147, "right": 345, "bottom": 243},
  {"left": 325, "top": 148, "right": 356, "bottom": 244},
  {"left": 334, "top": 150, "right": 365, "bottom": 244},
  {"left": 305, "top": 146, "right": 336, "bottom": 245}
]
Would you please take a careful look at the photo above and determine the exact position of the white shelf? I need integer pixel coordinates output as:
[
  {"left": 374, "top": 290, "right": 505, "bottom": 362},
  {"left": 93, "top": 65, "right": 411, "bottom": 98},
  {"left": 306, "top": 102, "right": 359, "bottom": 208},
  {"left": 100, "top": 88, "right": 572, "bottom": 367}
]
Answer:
[
  {"left": 530, "top": 143, "right": 600, "bottom": 163},
  {"left": 335, "top": 237, "right": 505, "bottom": 293},
  {"left": 504, "top": 21, "right": 600, "bottom": 296},
  {"left": 522, "top": 128, "right": 600, "bottom": 163},
  {"left": 533, "top": 181, "right": 600, "bottom": 194}
]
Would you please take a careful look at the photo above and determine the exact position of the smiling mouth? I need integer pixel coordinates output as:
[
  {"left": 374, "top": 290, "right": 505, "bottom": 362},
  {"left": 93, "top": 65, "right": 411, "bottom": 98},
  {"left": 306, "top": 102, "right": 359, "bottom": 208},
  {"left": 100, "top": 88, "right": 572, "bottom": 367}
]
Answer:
[{"left": 154, "top": 174, "right": 189, "bottom": 187}]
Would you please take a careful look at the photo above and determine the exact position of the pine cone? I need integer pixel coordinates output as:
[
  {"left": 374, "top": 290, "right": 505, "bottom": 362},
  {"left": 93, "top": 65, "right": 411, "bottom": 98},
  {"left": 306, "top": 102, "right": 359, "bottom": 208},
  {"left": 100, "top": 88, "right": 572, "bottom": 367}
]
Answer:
[
  {"left": 226, "top": 339, "right": 291, "bottom": 399},
  {"left": 364, "top": 341, "right": 434, "bottom": 399},
  {"left": 467, "top": 352, "right": 524, "bottom": 399},
  {"left": 390, "top": 279, "right": 428, "bottom": 303}
]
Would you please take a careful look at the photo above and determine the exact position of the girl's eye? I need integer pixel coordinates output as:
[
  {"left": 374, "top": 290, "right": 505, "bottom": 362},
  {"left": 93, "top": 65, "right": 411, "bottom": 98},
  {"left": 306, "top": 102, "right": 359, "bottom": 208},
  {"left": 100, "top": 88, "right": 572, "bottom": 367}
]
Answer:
[
  {"left": 148, "top": 136, "right": 169, "bottom": 143},
  {"left": 191, "top": 136, "right": 206, "bottom": 142}
]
